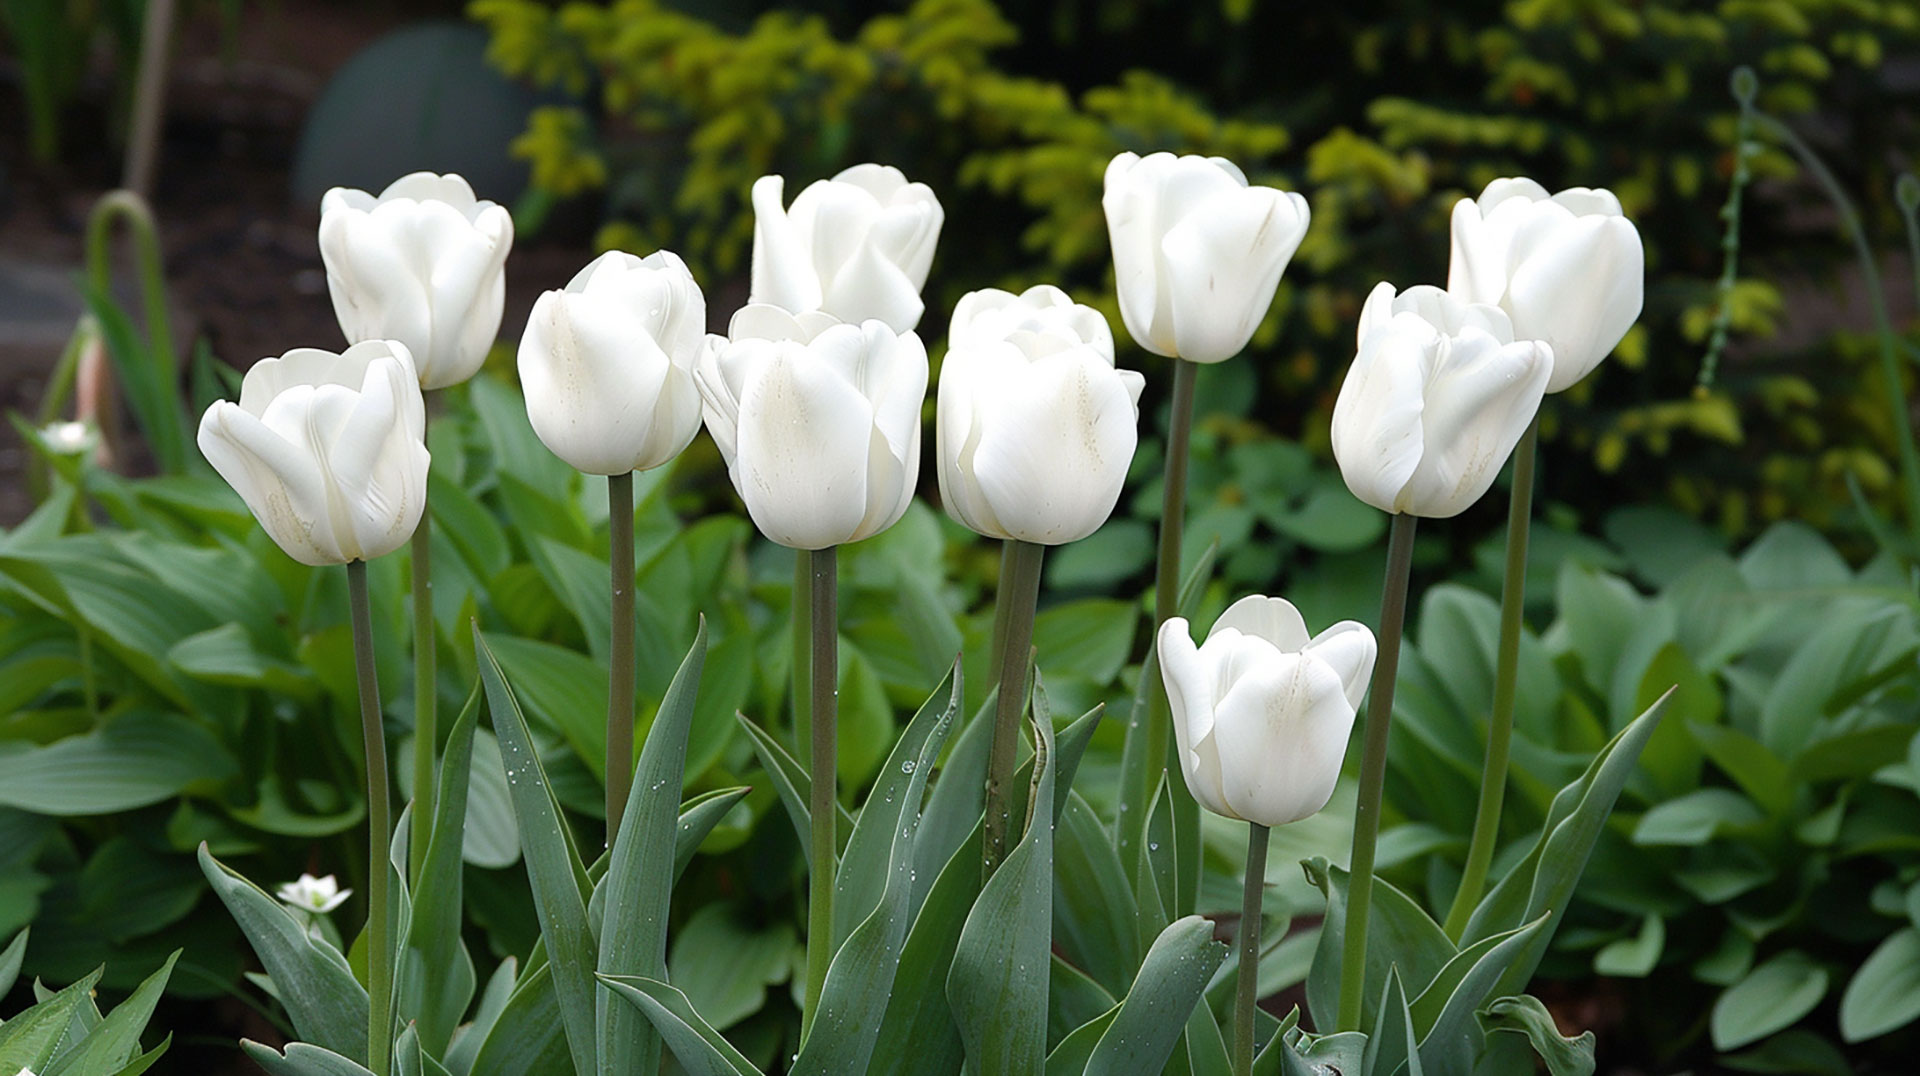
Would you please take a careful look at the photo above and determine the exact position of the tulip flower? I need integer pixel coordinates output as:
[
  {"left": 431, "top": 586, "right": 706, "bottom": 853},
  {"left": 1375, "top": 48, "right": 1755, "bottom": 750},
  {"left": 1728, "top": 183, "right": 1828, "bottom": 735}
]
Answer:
[
  {"left": 696, "top": 306, "right": 927, "bottom": 550},
  {"left": 518, "top": 250, "right": 706, "bottom": 476},
  {"left": 1102, "top": 151, "right": 1311, "bottom": 363},
  {"left": 198, "top": 341, "right": 430, "bottom": 566},
  {"left": 1331, "top": 282, "right": 1552, "bottom": 519},
  {"left": 937, "top": 285, "right": 1145, "bottom": 545},
  {"left": 1447, "top": 177, "right": 1643, "bottom": 393},
  {"left": 750, "top": 164, "right": 944, "bottom": 332},
  {"left": 1158, "top": 595, "right": 1375, "bottom": 828},
  {"left": 319, "top": 172, "right": 514, "bottom": 390}
]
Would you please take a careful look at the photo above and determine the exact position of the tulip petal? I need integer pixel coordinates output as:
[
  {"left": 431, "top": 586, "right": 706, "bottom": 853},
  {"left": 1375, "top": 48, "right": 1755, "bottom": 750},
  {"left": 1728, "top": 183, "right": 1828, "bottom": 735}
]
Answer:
[
  {"left": 329, "top": 357, "right": 427, "bottom": 560},
  {"left": 1505, "top": 215, "right": 1644, "bottom": 392},
  {"left": 1160, "top": 188, "right": 1308, "bottom": 362},
  {"left": 1209, "top": 650, "right": 1354, "bottom": 827},
  {"left": 1400, "top": 334, "right": 1550, "bottom": 517},
  {"left": 1158, "top": 618, "right": 1231, "bottom": 819},
  {"left": 1303, "top": 621, "right": 1377, "bottom": 712},
  {"left": 820, "top": 239, "right": 925, "bottom": 332},
  {"left": 1330, "top": 316, "right": 1434, "bottom": 514},
  {"left": 749, "top": 175, "right": 824, "bottom": 315},
  {"left": 732, "top": 344, "right": 874, "bottom": 549},
  {"left": 319, "top": 211, "right": 434, "bottom": 359},
  {"left": 934, "top": 340, "right": 1001, "bottom": 537},
  {"left": 968, "top": 346, "right": 1139, "bottom": 544},
  {"left": 198, "top": 401, "right": 343, "bottom": 566},
  {"left": 1209, "top": 595, "right": 1311, "bottom": 652}
]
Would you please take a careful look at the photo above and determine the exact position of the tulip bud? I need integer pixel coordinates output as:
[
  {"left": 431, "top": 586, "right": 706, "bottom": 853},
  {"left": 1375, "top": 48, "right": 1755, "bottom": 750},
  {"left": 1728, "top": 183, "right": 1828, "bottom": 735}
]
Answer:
[
  {"left": 750, "top": 164, "right": 944, "bottom": 332},
  {"left": 936, "top": 285, "right": 1144, "bottom": 545},
  {"left": 1159, "top": 595, "right": 1376, "bottom": 828},
  {"left": 1447, "top": 177, "right": 1644, "bottom": 393},
  {"left": 319, "top": 172, "right": 514, "bottom": 390},
  {"left": 1331, "top": 283, "right": 1552, "bottom": 519},
  {"left": 198, "top": 341, "right": 430, "bottom": 565},
  {"left": 695, "top": 306, "right": 927, "bottom": 549},
  {"left": 1102, "top": 152, "right": 1311, "bottom": 363},
  {"left": 517, "top": 250, "right": 706, "bottom": 475}
]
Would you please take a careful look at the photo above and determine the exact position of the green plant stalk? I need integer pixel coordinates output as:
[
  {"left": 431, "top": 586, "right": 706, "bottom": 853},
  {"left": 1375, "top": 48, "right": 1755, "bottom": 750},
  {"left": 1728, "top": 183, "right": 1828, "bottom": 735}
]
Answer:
[
  {"left": 606, "top": 472, "right": 636, "bottom": 840},
  {"left": 982, "top": 539, "right": 1045, "bottom": 877},
  {"left": 346, "top": 559, "right": 393, "bottom": 1076},
  {"left": 1337, "top": 512, "right": 1418, "bottom": 1032},
  {"left": 84, "top": 190, "right": 186, "bottom": 473},
  {"left": 408, "top": 515, "right": 435, "bottom": 886},
  {"left": 1119, "top": 357, "right": 1198, "bottom": 891},
  {"left": 1443, "top": 418, "right": 1537, "bottom": 939},
  {"left": 793, "top": 550, "right": 812, "bottom": 740},
  {"left": 801, "top": 545, "right": 838, "bottom": 1040},
  {"left": 1235, "top": 821, "right": 1270, "bottom": 1076},
  {"left": 1749, "top": 109, "right": 1920, "bottom": 551}
]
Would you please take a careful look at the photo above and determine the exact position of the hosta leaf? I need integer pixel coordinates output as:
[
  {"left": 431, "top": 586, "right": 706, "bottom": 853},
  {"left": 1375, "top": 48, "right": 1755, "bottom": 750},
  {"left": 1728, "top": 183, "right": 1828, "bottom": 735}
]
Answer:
[{"left": 1839, "top": 927, "right": 1920, "bottom": 1042}]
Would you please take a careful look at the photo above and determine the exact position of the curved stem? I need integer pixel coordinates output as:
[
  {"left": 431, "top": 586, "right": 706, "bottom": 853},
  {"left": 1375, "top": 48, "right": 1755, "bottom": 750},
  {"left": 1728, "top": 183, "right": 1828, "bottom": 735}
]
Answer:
[
  {"left": 408, "top": 509, "right": 435, "bottom": 885},
  {"left": 1444, "top": 419, "right": 1537, "bottom": 938},
  {"left": 1337, "top": 513, "right": 1418, "bottom": 1031},
  {"left": 983, "top": 539, "right": 1045, "bottom": 877},
  {"left": 801, "top": 546, "right": 838, "bottom": 1039},
  {"left": 606, "top": 472, "right": 636, "bottom": 840},
  {"left": 346, "top": 560, "right": 393, "bottom": 1076},
  {"left": 1235, "top": 822, "right": 1270, "bottom": 1076}
]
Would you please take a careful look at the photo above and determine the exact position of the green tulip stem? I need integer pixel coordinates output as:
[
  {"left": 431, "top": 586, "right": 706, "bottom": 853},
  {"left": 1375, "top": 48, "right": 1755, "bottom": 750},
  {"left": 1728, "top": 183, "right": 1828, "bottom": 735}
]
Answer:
[
  {"left": 346, "top": 559, "right": 393, "bottom": 1076},
  {"left": 408, "top": 509, "right": 435, "bottom": 886},
  {"left": 793, "top": 550, "right": 812, "bottom": 737},
  {"left": 983, "top": 538, "right": 1045, "bottom": 878},
  {"left": 801, "top": 545, "right": 839, "bottom": 1040},
  {"left": 1444, "top": 419, "right": 1537, "bottom": 939},
  {"left": 1234, "top": 821, "right": 1270, "bottom": 1076},
  {"left": 1337, "top": 512, "right": 1418, "bottom": 1032},
  {"left": 606, "top": 471, "right": 637, "bottom": 841}
]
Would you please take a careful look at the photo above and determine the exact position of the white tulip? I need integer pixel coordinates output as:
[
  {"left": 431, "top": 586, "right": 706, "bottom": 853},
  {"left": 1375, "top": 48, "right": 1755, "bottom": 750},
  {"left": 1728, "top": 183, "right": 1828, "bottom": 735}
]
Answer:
[
  {"left": 1159, "top": 595, "right": 1376, "bottom": 828},
  {"left": 275, "top": 873, "right": 351, "bottom": 914},
  {"left": 198, "top": 340, "right": 429, "bottom": 566},
  {"left": 1447, "top": 177, "right": 1644, "bottom": 393},
  {"left": 750, "top": 163, "right": 944, "bottom": 332},
  {"left": 936, "top": 285, "right": 1144, "bottom": 545},
  {"left": 696, "top": 306, "right": 927, "bottom": 549},
  {"left": 517, "top": 250, "right": 706, "bottom": 475},
  {"left": 319, "top": 172, "right": 514, "bottom": 390},
  {"left": 1102, "top": 151, "right": 1311, "bottom": 363},
  {"left": 1332, "top": 283, "right": 1552, "bottom": 518}
]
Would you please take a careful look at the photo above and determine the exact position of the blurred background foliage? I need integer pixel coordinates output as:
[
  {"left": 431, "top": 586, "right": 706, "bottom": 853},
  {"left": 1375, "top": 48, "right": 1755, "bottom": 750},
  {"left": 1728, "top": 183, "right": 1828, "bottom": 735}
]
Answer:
[{"left": 471, "top": 0, "right": 1920, "bottom": 560}]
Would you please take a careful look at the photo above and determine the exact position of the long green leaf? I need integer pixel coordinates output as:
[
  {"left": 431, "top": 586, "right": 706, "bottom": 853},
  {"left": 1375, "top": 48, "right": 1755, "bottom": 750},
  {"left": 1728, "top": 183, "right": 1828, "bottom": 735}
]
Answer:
[
  {"left": 475, "top": 629, "right": 597, "bottom": 1076},
  {"left": 792, "top": 672, "right": 959, "bottom": 1076},
  {"left": 868, "top": 822, "right": 983, "bottom": 1076},
  {"left": 1053, "top": 790, "right": 1140, "bottom": 998},
  {"left": 0, "top": 968, "right": 102, "bottom": 1074},
  {"left": 1362, "top": 968, "right": 1422, "bottom": 1076},
  {"left": 674, "top": 787, "right": 751, "bottom": 882},
  {"left": 947, "top": 686, "right": 1057, "bottom": 1075},
  {"left": 240, "top": 1041, "right": 378, "bottom": 1076},
  {"left": 911, "top": 687, "right": 995, "bottom": 912},
  {"left": 596, "top": 976, "right": 761, "bottom": 1076},
  {"left": 444, "top": 957, "right": 517, "bottom": 1076},
  {"left": 400, "top": 686, "right": 483, "bottom": 1056},
  {"left": 1081, "top": 915, "right": 1226, "bottom": 1075},
  {"left": 465, "top": 963, "right": 570, "bottom": 1076},
  {"left": 1303, "top": 858, "right": 1454, "bottom": 1035},
  {"left": 736, "top": 713, "right": 853, "bottom": 860},
  {"left": 598, "top": 620, "right": 708, "bottom": 1076},
  {"left": 44, "top": 949, "right": 177, "bottom": 1076},
  {"left": 199, "top": 846, "right": 368, "bottom": 1062},
  {"left": 0, "top": 928, "right": 27, "bottom": 997},
  {"left": 1412, "top": 916, "right": 1549, "bottom": 1076}
]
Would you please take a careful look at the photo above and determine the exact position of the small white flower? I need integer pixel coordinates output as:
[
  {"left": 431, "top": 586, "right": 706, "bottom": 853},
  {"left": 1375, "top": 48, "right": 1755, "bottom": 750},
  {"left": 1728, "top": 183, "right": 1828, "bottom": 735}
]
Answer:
[
  {"left": 276, "top": 873, "right": 350, "bottom": 914},
  {"left": 40, "top": 421, "right": 95, "bottom": 456}
]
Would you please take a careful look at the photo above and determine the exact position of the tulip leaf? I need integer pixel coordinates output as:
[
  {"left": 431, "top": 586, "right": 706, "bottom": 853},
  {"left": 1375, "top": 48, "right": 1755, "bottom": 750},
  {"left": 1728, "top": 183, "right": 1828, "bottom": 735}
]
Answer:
[
  {"left": 1361, "top": 967, "right": 1422, "bottom": 1076},
  {"left": 1076, "top": 915, "right": 1226, "bottom": 1075},
  {"left": 481, "top": 633, "right": 608, "bottom": 781},
  {"left": 1463, "top": 688, "right": 1675, "bottom": 998},
  {"left": 0, "top": 967, "right": 101, "bottom": 1074},
  {"left": 239, "top": 1041, "right": 378, "bottom": 1076},
  {"left": 910, "top": 686, "right": 995, "bottom": 911},
  {"left": 1302, "top": 858, "right": 1454, "bottom": 1035},
  {"left": 673, "top": 787, "right": 752, "bottom": 883},
  {"left": 597, "top": 975, "right": 762, "bottom": 1076},
  {"left": 791, "top": 671, "right": 956, "bottom": 1076},
  {"left": 867, "top": 821, "right": 983, "bottom": 1076},
  {"left": 465, "top": 961, "right": 570, "bottom": 1076},
  {"left": 443, "top": 956, "right": 517, "bottom": 1076},
  {"left": 460, "top": 729, "right": 522, "bottom": 869},
  {"left": 835, "top": 662, "right": 960, "bottom": 946},
  {"left": 1476, "top": 996, "right": 1595, "bottom": 1076},
  {"left": 474, "top": 628, "right": 597, "bottom": 1076},
  {"left": 198, "top": 845, "right": 368, "bottom": 1062},
  {"left": 1049, "top": 955, "right": 1119, "bottom": 1049},
  {"left": 397, "top": 684, "right": 483, "bottom": 1057},
  {"left": 43, "top": 948, "right": 176, "bottom": 1076},
  {"left": 394, "top": 1023, "right": 454, "bottom": 1076},
  {"left": 1839, "top": 926, "right": 1920, "bottom": 1042},
  {"left": 735, "top": 713, "right": 853, "bottom": 861},
  {"left": 946, "top": 685, "right": 1057, "bottom": 1076},
  {"left": 1053, "top": 790, "right": 1141, "bottom": 997},
  {"left": 597, "top": 619, "right": 707, "bottom": 1076},
  {"left": 1411, "top": 915, "right": 1550, "bottom": 1076}
]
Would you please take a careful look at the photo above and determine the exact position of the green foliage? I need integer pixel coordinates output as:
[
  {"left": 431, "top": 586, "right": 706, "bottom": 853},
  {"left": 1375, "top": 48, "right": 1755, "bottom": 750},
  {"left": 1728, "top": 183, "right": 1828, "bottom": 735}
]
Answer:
[{"left": 0, "top": 933, "right": 175, "bottom": 1075}]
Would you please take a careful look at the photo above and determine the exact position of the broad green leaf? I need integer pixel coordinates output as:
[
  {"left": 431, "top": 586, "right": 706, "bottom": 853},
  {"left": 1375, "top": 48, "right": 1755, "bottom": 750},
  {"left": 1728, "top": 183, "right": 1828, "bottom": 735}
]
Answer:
[
  {"left": 1592, "top": 914, "right": 1664, "bottom": 979},
  {"left": 0, "top": 968, "right": 102, "bottom": 1073},
  {"left": 466, "top": 962, "right": 570, "bottom": 1076},
  {"left": 598, "top": 623, "right": 708, "bottom": 1076},
  {"left": 667, "top": 904, "right": 795, "bottom": 1031},
  {"left": 1720, "top": 1029, "right": 1852, "bottom": 1076},
  {"left": 1048, "top": 956, "right": 1118, "bottom": 1050},
  {"left": 1053, "top": 790, "right": 1141, "bottom": 997},
  {"left": 1688, "top": 724, "right": 1792, "bottom": 817},
  {"left": 1033, "top": 599, "right": 1136, "bottom": 686},
  {"left": 393, "top": 1023, "right": 454, "bottom": 1076},
  {"left": 1303, "top": 859, "right": 1455, "bottom": 1034},
  {"left": 1410, "top": 917, "right": 1549, "bottom": 1076},
  {"left": 445, "top": 956, "right": 518, "bottom": 1076},
  {"left": 597, "top": 976, "right": 761, "bottom": 1076},
  {"left": 735, "top": 714, "right": 852, "bottom": 861},
  {"left": 482, "top": 633, "right": 608, "bottom": 780},
  {"left": 43, "top": 949, "right": 176, "bottom": 1076},
  {"left": 0, "top": 711, "right": 236, "bottom": 815},
  {"left": 1712, "top": 951, "right": 1829, "bottom": 1051},
  {"left": 1632, "top": 788, "right": 1765, "bottom": 846},
  {"left": 867, "top": 823, "right": 983, "bottom": 1076},
  {"left": 946, "top": 692, "right": 1057, "bottom": 1076},
  {"left": 1464, "top": 689, "right": 1674, "bottom": 998},
  {"left": 199, "top": 846, "right": 367, "bottom": 1061},
  {"left": 0, "top": 928, "right": 26, "bottom": 996},
  {"left": 462, "top": 730, "right": 522, "bottom": 869},
  {"left": 1045, "top": 1008, "right": 1115, "bottom": 1076},
  {"left": 1760, "top": 601, "right": 1909, "bottom": 757},
  {"left": 399, "top": 686, "right": 483, "bottom": 1056},
  {"left": 240, "top": 1041, "right": 378, "bottom": 1076},
  {"left": 911, "top": 688, "right": 995, "bottom": 911},
  {"left": 1838, "top": 927, "right": 1920, "bottom": 1042},
  {"left": 1081, "top": 915, "right": 1226, "bottom": 1075},
  {"left": 1361, "top": 968, "right": 1422, "bottom": 1076},
  {"left": 1476, "top": 995, "right": 1594, "bottom": 1076},
  {"left": 475, "top": 630, "right": 597, "bottom": 1076},
  {"left": 792, "top": 674, "right": 957, "bottom": 1076}
]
